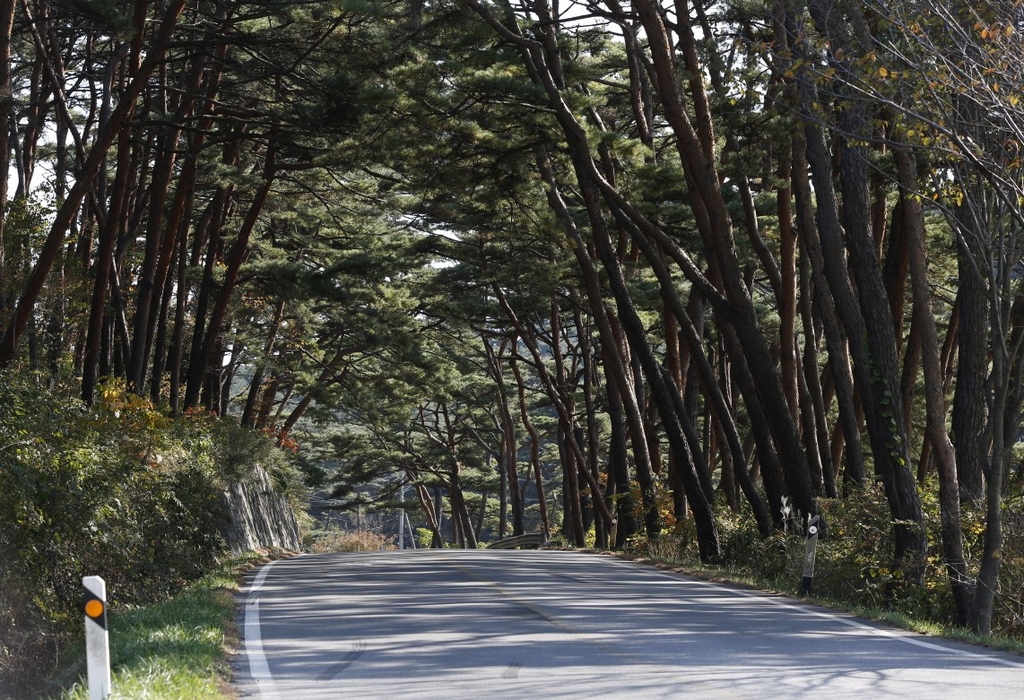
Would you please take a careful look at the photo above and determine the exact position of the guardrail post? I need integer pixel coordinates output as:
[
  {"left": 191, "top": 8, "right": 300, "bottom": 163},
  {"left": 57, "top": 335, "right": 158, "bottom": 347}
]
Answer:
[{"left": 83, "top": 575, "right": 111, "bottom": 699}]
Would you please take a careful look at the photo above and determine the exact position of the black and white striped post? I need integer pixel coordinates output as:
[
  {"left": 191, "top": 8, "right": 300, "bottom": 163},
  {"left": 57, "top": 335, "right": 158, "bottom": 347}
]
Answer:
[
  {"left": 800, "top": 515, "right": 821, "bottom": 595},
  {"left": 83, "top": 575, "right": 111, "bottom": 699}
]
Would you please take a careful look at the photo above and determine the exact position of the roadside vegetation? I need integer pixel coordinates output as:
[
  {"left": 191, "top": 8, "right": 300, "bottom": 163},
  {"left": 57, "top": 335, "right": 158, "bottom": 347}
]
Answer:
[
  {"left": 618, "top": 482, "right": 1024, "bottom": 655},
  {"left": 0, "top": 374, "right": 299, "bottom": 698},
  {"left": 305, "top": 526, "right": 396, "bottom": 553},
  {"left": 47, "top": 553, "right": 263, "bottom": 700}
]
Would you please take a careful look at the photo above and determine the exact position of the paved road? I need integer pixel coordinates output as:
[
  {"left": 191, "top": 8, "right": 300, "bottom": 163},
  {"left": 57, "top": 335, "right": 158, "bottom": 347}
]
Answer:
[{"left": 234, "top": 549, "right": 1023, "bottom": 699}]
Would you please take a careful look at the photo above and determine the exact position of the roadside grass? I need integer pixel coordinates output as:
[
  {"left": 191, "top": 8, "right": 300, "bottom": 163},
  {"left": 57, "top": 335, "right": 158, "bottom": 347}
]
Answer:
[{"left": 48, "top": 552, "right": 265, "bottom": 700}]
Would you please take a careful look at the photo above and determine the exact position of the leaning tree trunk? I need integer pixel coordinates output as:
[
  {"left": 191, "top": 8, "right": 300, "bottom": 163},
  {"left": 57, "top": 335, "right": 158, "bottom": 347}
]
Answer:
[
  {"left": 550, "top": 300, "right": 591, "bottom": 542},
  {"left": 183, "top": 148, "right": 275, "bottom": 410},
  {"left": 799, "top": 0, "right": 926, "bottom": 582},
  {"left": 493, "top": 283, "right": 614, "bottom": 537},
  {"left": 791, "top": 132, "right": 865, "bottom": 488},
  {"left": 630, "top": 0, "right": 819, "bottom": 525},
  {"left": 448, "top": 466, "right": 478, "bottom": 550},
  {"left": 490, "top": 340, "right": 524, "bottom": 536},
  {"left": 795, "top": 67, "right": 925, "bottom": 574},
  {"left": 81, "top": 127, "right": 133, "bottom": 403},
  {"left": 534, "top": 150, "right": 654, "bottom": 538},
  {"left": 573, "top": 296, "right": 607, "bottom": 547},
  {"left": 629, "top": 224, "right": 772, "bottom": 536},
  {"left": 952, "top": 202, "right": 989, "bottom": 505},
  {"left": 585, "top": 188, "right": 719, "bottom": 560},
  {"left": 896, "top": 146, "right": 973, "bottom": 626},
  {"left": 606, "top": 377, "right": 638, "bottom": 548}
]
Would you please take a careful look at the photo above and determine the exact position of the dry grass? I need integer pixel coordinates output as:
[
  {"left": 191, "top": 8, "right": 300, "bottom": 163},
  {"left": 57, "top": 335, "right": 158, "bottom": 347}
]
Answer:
[{"left": 305, "top": 528, "right": 396, "bottom": 553}]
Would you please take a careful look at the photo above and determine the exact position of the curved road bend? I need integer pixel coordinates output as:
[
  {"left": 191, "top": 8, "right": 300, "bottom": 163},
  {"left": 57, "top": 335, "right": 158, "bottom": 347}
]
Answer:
[{"left": 233, "top": 549, "right": 1022, "bottom": 699}]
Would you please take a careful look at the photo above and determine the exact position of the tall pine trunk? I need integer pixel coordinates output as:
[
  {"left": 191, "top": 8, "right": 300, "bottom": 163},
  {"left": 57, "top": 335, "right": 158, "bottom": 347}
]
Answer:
[{"left": 895, "top": 146, "right": 973, "bottom": 625}]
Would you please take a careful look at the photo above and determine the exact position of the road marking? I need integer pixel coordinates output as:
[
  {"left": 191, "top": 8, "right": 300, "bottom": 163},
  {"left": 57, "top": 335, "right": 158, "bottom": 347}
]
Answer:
[
  {"left": 245, "top": 561, "right": 279, "bottom": 699},
  {"left": 605, "top": 556, "right": 1024, "bottom": 669}
]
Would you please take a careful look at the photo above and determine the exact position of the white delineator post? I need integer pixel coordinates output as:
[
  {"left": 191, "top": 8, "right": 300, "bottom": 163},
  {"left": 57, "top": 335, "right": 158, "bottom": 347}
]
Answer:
[
  {"left": 800, "top": 515, "right": 821, "bottom": 595},
  {"left": 83, "top": 575, "right": 111, "bottom": 700}
]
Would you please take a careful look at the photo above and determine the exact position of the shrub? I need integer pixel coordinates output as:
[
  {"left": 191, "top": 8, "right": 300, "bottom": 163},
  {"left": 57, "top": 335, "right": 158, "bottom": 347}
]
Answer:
[
  {"left": 994, "top": 494, "right": 1024, "bottom": 638},
  {"left": 305, "top": 527, "right": 396, "bottom": 553},
  {"left": 620, "top": 480, "right": 1024, "bottom": 637},
  {"left": 0, "top": 374, "right": 272, "bottom": 694},
  {"left": 717, "top": 510, "right": 803, "bottom": 585},
  {"left": 415, "top": 527, "right": 435, "bottom": 549}
]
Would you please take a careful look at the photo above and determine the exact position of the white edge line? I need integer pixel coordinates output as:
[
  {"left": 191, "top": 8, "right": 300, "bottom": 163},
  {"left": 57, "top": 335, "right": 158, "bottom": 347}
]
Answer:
[
  {"left": 604, "top": 556, "right": 1024, "bottom": 669},
  {"left": 249, "top": 558, "right": 277, "bottom": 595},
  {"left": 245, "top": 560, "right": 280, "bottom": 699}
]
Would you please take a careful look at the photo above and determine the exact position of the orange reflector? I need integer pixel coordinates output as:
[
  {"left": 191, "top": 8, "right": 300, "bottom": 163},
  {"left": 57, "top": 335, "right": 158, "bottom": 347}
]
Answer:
[{"left": 85, "top": 599, "right": 105, "bottom": 619}]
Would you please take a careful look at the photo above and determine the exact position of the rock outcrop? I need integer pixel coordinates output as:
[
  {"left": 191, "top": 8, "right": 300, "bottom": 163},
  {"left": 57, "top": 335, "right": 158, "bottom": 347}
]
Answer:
[{"left": 221, "top": 465, "right": 300, "bottom": 553}]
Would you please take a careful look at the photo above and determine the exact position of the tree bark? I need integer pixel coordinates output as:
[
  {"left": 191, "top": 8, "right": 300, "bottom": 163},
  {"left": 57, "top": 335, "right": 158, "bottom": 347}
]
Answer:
[
  {"left": 798, "top": 0, "right": 925, "bottom": 582},
  {"left": 485, "top": 336, "right": 524, "bottom": 536},
  {"left": 587, "top": 191, "right": 719, "bottom": 559},
  {"left": 624, "top": 0, "right": 820, "bottom": 526},
  {"left": 573, "top": 295, "right": 606, "bottom": 547},
  {"left": 533, "top": 149, "right": 652, "bottom": 537},
  {"left": 549, "top": 298, "right": 588, "bottom": 546},
  {"left": 895, "top": 146, "right": 973, "bottom": 625},
  {"left": 792, "top": 132, "right": 865, "bottom": 488},
  {"left": 241, "top": 300, "right": 286, "bottom": 428},
  {"left": 627, "top": 221, "right": 772, "bottom": 535},
  {"left": 952, "top": 202, "right": 988, "bottom": 505},
  {"left": 81, "top": 126, "right": 132, "bottom": 403}
]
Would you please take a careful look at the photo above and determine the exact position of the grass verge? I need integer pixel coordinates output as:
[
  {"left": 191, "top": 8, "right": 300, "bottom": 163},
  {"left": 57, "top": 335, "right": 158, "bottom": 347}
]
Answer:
[{"left": 46, "top": 552, "right": 267, "bottom": 700}]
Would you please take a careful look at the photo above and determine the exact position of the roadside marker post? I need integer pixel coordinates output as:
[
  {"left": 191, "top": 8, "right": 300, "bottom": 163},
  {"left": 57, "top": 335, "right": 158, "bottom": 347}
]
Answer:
[
  {"left": 83, "top": 576, "right": 111, "bottom": 700},
  {"left": 800, "top": 515, "right": 821, "bottom": 595}
]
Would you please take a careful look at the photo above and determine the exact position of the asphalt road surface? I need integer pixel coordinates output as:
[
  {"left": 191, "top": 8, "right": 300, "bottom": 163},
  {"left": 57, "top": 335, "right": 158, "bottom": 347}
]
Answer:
[{"left": 233, "top": 549, "right": 1023, "bottom": 699}]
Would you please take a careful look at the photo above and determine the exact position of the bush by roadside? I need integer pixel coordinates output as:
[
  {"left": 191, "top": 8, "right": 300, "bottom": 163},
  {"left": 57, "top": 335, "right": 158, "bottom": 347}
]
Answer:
[
  {"left": 305, "top": 527, "right": 396, "bottom": 553},
  {"left": 0, "top": 373, "right": 297, "bottom": 697}
]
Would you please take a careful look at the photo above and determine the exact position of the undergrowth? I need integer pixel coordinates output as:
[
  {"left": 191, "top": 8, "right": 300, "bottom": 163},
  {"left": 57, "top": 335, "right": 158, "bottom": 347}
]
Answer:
[
  {"left": 305, "top": 527, "right": 396, "bottom": 553},
  {"left": 0, "top": 373, "right": 300, "bottom": 697},
  {"left": 623, "top": 481, "right": 1024, "bottom": 655}
]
